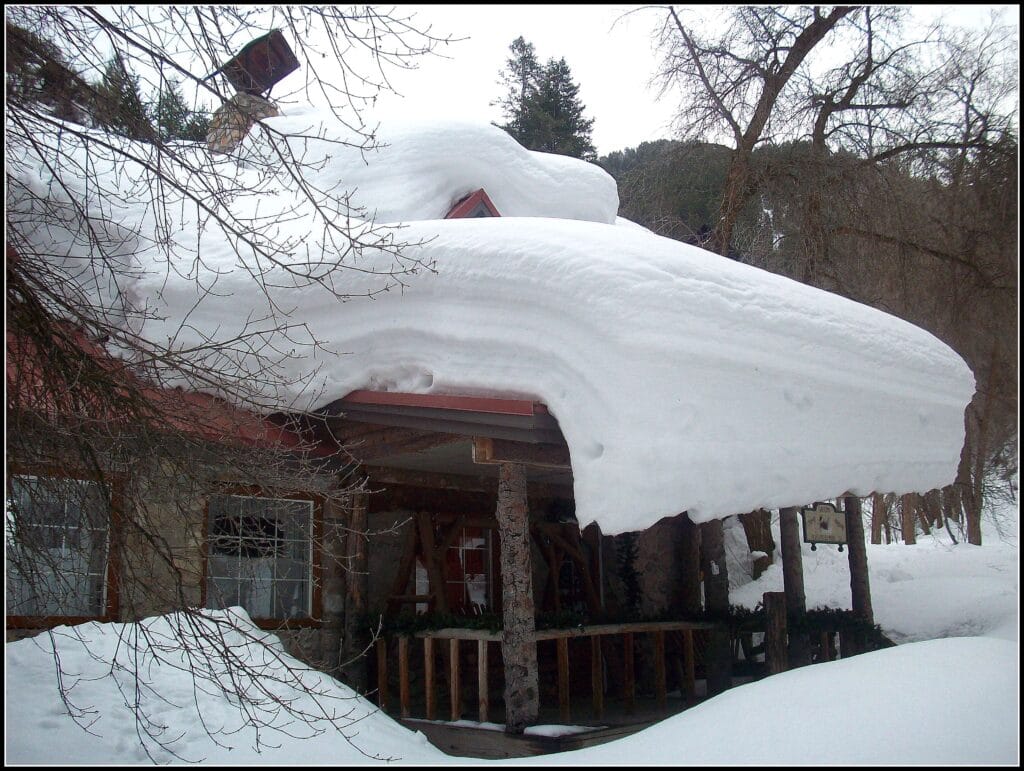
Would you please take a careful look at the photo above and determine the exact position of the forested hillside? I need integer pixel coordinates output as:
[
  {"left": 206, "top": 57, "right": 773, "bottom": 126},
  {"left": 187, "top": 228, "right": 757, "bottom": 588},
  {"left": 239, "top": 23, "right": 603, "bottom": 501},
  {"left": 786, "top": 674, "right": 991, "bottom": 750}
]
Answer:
[{"left": 597, "top": 6, "right": 1017, "bottom": 545}]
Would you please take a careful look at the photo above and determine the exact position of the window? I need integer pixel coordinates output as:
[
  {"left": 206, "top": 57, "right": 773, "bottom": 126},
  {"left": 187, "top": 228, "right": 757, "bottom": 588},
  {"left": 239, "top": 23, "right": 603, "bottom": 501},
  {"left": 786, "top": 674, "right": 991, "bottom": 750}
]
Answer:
[
  {"left": 5, "top": 474, "right": 113, "bottom": 619},
  {"left": 205, "top": 494, "right": 316, "bottom": 621},
  {"left": 415, "top": 525, "right": 493, "bottom": 614}
]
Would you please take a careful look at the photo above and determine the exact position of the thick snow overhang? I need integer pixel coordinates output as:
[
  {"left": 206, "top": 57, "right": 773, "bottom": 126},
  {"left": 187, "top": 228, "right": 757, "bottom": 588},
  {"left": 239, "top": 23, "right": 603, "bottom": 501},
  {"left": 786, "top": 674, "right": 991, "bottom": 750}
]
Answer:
[{"left": 11, "top": 115, "right": 975, "bottom": 535}]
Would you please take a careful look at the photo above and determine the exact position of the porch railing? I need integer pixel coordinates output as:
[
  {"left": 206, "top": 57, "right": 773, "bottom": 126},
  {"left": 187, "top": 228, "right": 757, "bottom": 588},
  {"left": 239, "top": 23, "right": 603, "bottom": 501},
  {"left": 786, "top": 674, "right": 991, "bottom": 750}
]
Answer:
[{"left": 375, "top": 620, "right": 721, "bottom": 724}]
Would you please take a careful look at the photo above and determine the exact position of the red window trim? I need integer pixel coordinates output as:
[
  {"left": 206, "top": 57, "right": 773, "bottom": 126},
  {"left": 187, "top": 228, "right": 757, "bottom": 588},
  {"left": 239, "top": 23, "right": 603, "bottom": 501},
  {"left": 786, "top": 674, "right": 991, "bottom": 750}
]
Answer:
[{"left": 445, "top": 188, "right": 501, "bottom": 219}]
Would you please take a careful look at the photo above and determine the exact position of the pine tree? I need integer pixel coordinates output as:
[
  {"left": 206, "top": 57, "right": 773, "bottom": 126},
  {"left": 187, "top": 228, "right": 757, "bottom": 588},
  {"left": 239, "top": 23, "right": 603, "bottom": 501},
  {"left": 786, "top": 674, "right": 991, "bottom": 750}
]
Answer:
[
  {"left": 154, "top": 79, "right": 210, "bottom": 142},
  {"left": 495, "top": 38, "right": 596, "bottom": 161},
  {"left": 494, "top": 36, "right": 541, "bottom": 140},
  {"left": 94, "top": 54, "right": 153, "bottom": 140},
  {"left": 527, "top": 58, "right": 596, "bottom": 160}
]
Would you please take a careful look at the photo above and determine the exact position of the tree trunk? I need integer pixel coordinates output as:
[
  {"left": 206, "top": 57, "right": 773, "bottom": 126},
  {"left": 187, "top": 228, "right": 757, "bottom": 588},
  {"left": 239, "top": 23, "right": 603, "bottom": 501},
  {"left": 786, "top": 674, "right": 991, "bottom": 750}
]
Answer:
[
  {"left": 869, "top": 493, "right": 885, "bottom": 545},
  {"left": 700, "top": 518, "right": 731, "bottom": 695},
  {"left": 494, "top": 462, "right": 539, "bottom": 734},
  {"left": 738, "top": 508, "right": 774, "bottom": 579},
  {"left": 844, "top": 496, "right": 873, "bottom": 627},
  {"left": 900, "top": 493, "right": 917, "bottom": 544}
]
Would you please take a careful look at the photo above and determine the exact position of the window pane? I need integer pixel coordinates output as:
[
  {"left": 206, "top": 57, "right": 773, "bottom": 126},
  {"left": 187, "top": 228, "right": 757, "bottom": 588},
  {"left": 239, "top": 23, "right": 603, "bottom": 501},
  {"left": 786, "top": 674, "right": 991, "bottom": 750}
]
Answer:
[
  {"left": 206, "top": 494, "right": 313, "bottom": 619},
  {"left": 5, "top": 475, "right": 110, "bottom": 617}
]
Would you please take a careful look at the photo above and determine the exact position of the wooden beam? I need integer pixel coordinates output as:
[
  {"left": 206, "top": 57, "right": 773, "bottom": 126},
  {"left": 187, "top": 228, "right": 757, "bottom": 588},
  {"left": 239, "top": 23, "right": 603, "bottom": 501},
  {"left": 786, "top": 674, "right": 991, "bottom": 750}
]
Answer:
[
  {"left": 415, "top": 512, "right": 448, "bottom": 614},
  {"left": 779, "top": 506, "right": 810, "bottom": 667},
  {"left": 424, "top": 637, "right": 436, "bottom": 721},
  {"left": 473, "top": 437, "right": 571, "bottom": 469},
  {"left": 622, "top": 632, "right": 636, "bottom": 714},
  {"left": 398, "top": 636, "right": 411, "bottom": 719},
  {"left": 385, "top": 522, "right": 420, "bottom": 615},
  {"left": 377, "top": 638, "right": 389, "bottom": 711},
  {"left": 557, "top": 637, "right": 571, "bottom": 724},
  {"left": 681, "top": 630, "right": 696, "bottom": 704},
  {"left": 844, "top": 496, "right": 874, "bottom": 627},
  {"left": 591, "top": 635, "right": 604, "bottom": 720},
  {"left": 364, "top": 464, "right": 573, "bottom": 498},
  {"left": 449, "top": 638, "right": 462, "bottom": 721},
  {"left": 478, "top": 640, "right": 490, "bottom": 724},
  {"left": 653, "top": 631, "right": 667, "bottom": 710},
  {"left": 764, "top": 591, "right": 788, "bottom": 675}
]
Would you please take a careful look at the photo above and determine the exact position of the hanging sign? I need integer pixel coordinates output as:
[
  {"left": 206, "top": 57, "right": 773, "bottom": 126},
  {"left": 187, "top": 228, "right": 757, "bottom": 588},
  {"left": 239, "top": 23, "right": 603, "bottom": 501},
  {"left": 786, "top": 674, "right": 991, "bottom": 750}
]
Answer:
[{"left": 800, "top": 501, "right": 847, "bottom": 551}]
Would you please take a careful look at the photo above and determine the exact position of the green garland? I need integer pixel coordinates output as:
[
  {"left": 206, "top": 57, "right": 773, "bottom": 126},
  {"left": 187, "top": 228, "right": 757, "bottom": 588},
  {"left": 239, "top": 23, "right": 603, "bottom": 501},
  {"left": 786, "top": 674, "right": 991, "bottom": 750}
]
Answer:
[{"left": 367, "top": 604, "right": 891, "bottom": 648}]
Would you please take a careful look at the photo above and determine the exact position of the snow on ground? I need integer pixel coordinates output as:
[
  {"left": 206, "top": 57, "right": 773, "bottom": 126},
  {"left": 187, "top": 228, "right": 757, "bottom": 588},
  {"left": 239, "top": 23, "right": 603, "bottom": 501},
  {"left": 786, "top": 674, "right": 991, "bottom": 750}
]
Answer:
[
  {"left": 728, "top": 504, "right": 1020, "bottom": 645},
  {"left": 10, "top": 110, "right": 975, "bottom": 533},
  {"left": 6, "top": 500, "right": 1017, "bottom": 765}
]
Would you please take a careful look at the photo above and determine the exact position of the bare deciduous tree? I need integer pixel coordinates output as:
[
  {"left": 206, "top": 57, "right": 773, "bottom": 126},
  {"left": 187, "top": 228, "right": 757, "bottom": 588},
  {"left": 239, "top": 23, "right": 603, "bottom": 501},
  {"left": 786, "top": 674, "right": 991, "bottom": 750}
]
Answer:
[{"left": 6, "top": 5, "right": 451, "bottom": 760}]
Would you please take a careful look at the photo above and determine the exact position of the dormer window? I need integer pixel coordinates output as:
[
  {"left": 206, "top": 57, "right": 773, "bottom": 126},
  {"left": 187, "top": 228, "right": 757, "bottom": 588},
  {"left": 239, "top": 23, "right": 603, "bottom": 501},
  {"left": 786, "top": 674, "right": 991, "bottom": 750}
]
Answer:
[{"left": 445, "top": 188, "right": 501, "bottom": 219}]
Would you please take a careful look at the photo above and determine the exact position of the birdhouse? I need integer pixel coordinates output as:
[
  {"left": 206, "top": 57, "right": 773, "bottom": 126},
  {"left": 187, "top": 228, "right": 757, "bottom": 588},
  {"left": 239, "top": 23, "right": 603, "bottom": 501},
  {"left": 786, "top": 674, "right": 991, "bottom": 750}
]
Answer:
[{"left": 219, "top": 29, "right": 299, "bottom": 96}]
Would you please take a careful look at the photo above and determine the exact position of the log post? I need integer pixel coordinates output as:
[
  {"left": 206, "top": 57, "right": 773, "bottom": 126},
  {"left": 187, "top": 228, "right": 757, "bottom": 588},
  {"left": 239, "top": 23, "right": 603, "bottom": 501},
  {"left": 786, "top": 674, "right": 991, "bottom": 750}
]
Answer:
[
  {"left": 478, "top": 640, "right": 489, "bottom": 724},
  {"left": 700, "top": 518, "right": 732, "bottom": 695},
  {"left": 622, "top": 632, "right": 636, "bottom": 714},
  {"left": 900, "top": 493, "right": 917, "bottom": 544},
  {"left": 779, "top": 506, "right": 810, "bottom": 666},
  {"left": 764, "top": 591, "right": 788, "bottom": 675},
  {"left": 320, "top": 494, "right": 349, "bottom": 675},
  {"left": 557, "top": 637, "right": 571, "bottom": 724},
  {"left": 653, "top": 630, "right": 667, "bottom": 710},
  {"left": 341, "top": 491, "right": 370, "bottom": 690},
  {"left": 844, "top": 496, "right": 874, "bottom": 652},
  {"left": 681, "top": 629, "right": 696, "bottom": 704},
  {"left": 870, "top": 493, "right": 885, "bottom": 545},
  {"left": 398, "top": 636, "right": 411, "bottom": 719},
  {"left": 738, "top": 509, "right": 774, "bottom": 579},
  {"left": 679, "top": 513, "right": 702, "bottom": 616},
  {"left": 591, "top": 635, "right": 604, "bottom": 719},
  {"left": 494, "top": 462, "right": 539, "bottom": 734},
  {"left": 376, "top": 638, "right": 389, "bottom": 711},
  {"left": 449, "top": 638, "right": 462, "bottom": 721},
  {"left": 424, "top": 637, "right": 436, "bottom": 720}
]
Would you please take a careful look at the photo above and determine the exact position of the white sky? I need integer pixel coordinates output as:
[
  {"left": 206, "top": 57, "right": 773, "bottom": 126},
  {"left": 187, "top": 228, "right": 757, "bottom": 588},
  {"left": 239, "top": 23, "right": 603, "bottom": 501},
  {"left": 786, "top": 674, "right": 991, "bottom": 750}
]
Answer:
[{"left": 344, "top": 4, "right": 1019, "bottom": 157}]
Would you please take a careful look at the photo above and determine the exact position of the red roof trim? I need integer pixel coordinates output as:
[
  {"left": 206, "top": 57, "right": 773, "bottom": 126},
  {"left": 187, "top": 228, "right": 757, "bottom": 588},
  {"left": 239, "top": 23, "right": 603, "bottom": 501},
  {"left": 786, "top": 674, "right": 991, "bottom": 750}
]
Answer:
[
  {"left": 445, "top": 188, "right": 501, "bottom": 219},
  {"left": 341, "top": 390, "right": 548, "bottom": 416}
]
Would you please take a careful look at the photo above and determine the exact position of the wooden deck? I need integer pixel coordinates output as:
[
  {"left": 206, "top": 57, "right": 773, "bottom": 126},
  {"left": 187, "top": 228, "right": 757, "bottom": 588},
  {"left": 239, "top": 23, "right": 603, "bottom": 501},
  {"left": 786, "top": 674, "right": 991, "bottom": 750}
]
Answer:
[{"left": 401, "top": 696, "right": 694, "bottom": 759}]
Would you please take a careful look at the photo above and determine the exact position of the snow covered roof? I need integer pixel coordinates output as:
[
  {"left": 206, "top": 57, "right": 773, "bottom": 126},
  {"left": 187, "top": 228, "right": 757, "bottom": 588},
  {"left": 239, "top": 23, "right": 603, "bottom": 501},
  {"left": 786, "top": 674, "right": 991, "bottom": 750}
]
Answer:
[{"left": 11, "top": 110, "right": 975, "bottom": 533}]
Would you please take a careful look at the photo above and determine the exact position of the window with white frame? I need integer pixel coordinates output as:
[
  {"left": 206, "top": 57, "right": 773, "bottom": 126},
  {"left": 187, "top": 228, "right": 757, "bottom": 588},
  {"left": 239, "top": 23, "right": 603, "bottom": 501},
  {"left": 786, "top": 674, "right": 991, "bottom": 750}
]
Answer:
[
  {"left": 5, "top": 474, "right": 112, "bottom": 618},
  {"left": 205, "top": 494, "right": 315, "bottom": 620},
  {"left": 415, "top": 525, "right": 492, "bottom": 614}
]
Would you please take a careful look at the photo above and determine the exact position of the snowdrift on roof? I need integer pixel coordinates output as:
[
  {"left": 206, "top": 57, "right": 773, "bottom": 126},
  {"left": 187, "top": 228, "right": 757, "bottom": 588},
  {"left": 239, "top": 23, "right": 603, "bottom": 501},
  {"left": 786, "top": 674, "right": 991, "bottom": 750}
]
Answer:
[
  {"left": 11, "top": 112, "right": 975, "bottom": 532},
  {"left": 241, "top": 110, "right": 619, "bottom": 223}
]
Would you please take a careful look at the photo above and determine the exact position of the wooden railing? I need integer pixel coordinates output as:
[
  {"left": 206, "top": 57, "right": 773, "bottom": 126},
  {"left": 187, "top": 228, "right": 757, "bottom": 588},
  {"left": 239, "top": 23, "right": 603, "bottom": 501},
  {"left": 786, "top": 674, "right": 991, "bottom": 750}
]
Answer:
[{"left": 375, "top": 620, "right": 721, "bottom": 724}]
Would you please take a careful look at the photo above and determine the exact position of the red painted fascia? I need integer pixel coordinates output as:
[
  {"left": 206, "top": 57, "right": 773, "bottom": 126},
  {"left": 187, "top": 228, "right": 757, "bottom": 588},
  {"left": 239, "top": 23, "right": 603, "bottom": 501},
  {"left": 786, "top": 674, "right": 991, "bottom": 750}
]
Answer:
[
  {"left": 342, "top": 389, "right": 548, "bottom": 416},
  {"left": 445, "top": 188, "right": 501, "bottom": 219}
]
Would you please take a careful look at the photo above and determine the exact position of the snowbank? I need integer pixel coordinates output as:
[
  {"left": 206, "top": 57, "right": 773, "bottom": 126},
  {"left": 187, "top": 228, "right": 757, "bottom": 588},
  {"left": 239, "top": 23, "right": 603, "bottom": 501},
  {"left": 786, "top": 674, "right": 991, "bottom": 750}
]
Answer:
[
  {"left": 11, "top": 110, "right": 975, "bottom": 532},
  {"left": 518, "top": 636, "right": 1018, "bottom": 765},
  {"left": 3, "top": 608, "right": 447, "bottom": 764}
]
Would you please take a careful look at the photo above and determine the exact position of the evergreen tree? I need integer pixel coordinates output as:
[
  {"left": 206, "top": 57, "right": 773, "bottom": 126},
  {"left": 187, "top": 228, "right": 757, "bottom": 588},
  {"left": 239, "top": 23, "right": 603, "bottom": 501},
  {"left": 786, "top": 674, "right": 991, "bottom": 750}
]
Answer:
[
  {"left": 526, "top": 58, "right": 596, "bottom": 160},
  {"left": 154, "top": 79, "right": 210, "bottom": 142},
  {"left": 494, "top": 36, "right": 541, "bottom": 140},
  {"left": 495, "top": 38, "right": 596, "bottom": 160},
  {"left": 94, "top": 54, "right": 153, "bottom": 140}
]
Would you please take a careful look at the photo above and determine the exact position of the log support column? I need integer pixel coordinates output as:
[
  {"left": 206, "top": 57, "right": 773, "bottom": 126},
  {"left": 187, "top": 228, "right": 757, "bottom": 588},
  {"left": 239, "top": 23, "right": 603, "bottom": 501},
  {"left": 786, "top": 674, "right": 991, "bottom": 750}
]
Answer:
[
  {"left": 779, "top": 506, "right": 810, "bottom": 666},
  {"left": 495, "top": 462, "right": 539, "bottom": 734}
]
